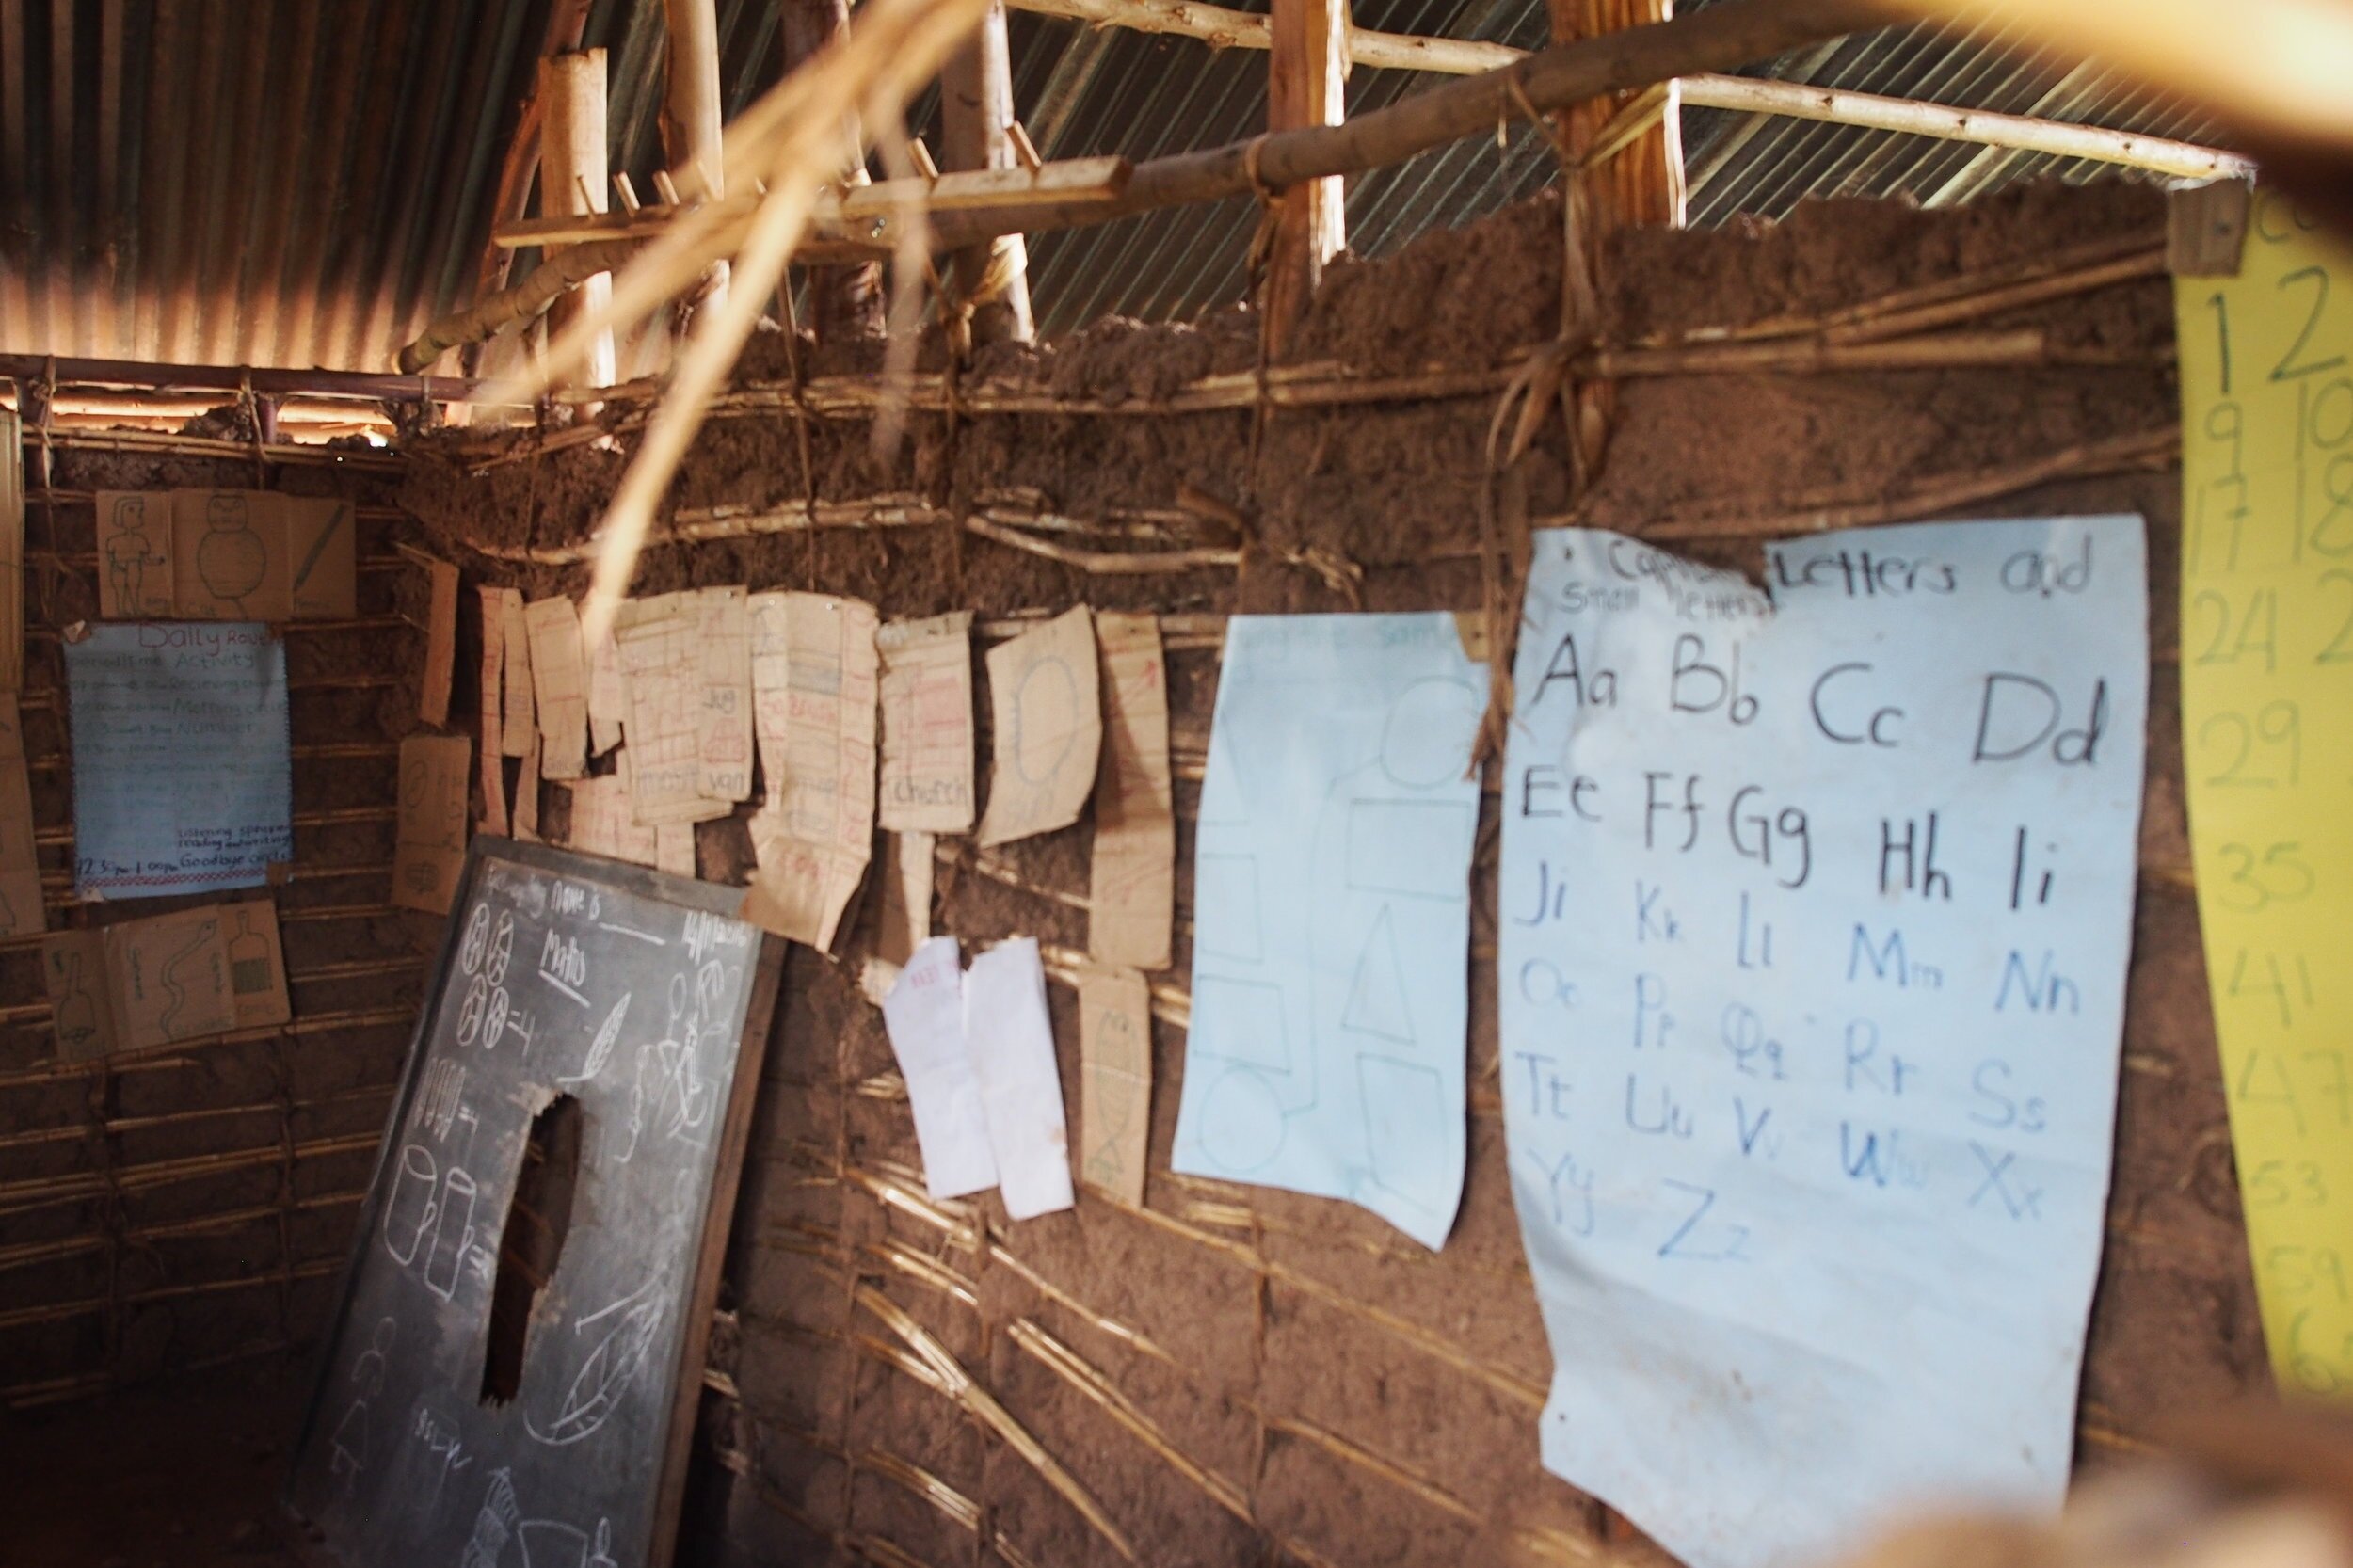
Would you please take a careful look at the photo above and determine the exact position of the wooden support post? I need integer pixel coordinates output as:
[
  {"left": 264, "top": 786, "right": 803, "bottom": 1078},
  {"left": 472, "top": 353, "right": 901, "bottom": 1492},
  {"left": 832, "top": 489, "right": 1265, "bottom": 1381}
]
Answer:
[
  {"left": 663, "top": 0, "right": 730, "bottom": 316},
  {"left": 1549, "top": 0, "right": 1681, "bottom": 486},
  {"left": 783, "top": 0, "right": 885, "bottom": 343},
  {"left": 1264, "top": 0, "right": 1348, "bottom": 353},
  {"left": 939, "top": 0, "right": 1035, "bottom": 346},
  {"left": 541, "top": 50, "right": 617, "bottom": 397}
]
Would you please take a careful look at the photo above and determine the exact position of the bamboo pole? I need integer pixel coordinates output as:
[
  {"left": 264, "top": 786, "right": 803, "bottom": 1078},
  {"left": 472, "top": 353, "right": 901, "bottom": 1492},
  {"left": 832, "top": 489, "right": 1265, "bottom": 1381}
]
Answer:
[
  {"left": 783, "top": 0, "right": 887, "bottom": 342},
  {"left": 541, "top": 50, "right": 618, "bottom": 396},
  {"left": 939, "top": 0, "right": 1036, "bottom": 345},
  {"left": 1263, "top": 0, "right": 1350, "bottom": 352},
  {"left": 399, "top": 0, "right": 1887, "bottom": 367},
  {"left": 664, "top": 0, "right": 731, "bottom": 318}
]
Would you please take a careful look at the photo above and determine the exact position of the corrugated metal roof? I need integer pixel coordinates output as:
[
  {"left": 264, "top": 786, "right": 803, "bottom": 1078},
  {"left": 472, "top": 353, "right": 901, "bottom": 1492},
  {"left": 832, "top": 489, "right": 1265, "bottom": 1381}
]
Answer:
[{"left": 0, "top": 0, "right": 2222, "bottom": 374}]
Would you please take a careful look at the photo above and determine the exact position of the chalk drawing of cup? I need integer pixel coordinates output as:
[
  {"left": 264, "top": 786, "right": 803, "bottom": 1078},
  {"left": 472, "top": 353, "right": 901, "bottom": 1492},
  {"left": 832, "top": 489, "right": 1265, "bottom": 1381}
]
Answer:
[
  {"left": 424, "top": 1166, "right": 479, "bottom": 1300},
  {"left": 384, "top": 1144, "right": 439, "bottom": 1266},
  {"left": 199, "top": 493, "right": 268, "bottom": 610}
]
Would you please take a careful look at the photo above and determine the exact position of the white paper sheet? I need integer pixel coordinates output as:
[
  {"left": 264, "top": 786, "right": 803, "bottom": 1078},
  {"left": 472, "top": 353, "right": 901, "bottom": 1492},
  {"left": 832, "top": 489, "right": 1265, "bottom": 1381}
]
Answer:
[
  {"left": 1498, "top": 520, "right": 2149, "bottom": 1568},
  {"left": 1171, "top": 614, "right": 1484, "bottom": 1248},
  {"left": 963, "top": 937, "right": 1076, "bottom": 1220},
  {"left": 882, "top": 936, "right": 999, "bottom": 1201},
  {"left": 66, "top": 623, "right": 294, "bottom": 899}
]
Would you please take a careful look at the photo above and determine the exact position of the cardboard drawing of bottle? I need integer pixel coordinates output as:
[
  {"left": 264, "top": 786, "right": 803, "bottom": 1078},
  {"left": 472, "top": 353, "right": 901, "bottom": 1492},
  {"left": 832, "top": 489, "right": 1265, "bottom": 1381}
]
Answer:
[{"left": 200, "top": 493, "right": 268, "bottom": 610}]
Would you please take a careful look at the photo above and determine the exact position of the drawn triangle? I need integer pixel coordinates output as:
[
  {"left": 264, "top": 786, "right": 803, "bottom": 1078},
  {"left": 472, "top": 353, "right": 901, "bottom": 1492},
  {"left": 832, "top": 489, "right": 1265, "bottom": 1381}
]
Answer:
[{"left": 1340, "top": 907, "right": 1415, "bottom": 1045}]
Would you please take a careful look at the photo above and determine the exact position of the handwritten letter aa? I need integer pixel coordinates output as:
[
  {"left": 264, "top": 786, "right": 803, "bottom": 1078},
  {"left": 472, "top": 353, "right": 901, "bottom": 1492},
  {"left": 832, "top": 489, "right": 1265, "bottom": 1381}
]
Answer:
[
  {"left": 1172, "top": 614, "right": 1484, "bottom": 1248},
  {"left": 67, "top": 623, "right": 294, "bottom": 900},
  {"left": 2177, "top": 195, "right": 2353, "bottom": 1395},
  {"left": 1499, "top": 521, "right": 2148, "bottom": 1568}
]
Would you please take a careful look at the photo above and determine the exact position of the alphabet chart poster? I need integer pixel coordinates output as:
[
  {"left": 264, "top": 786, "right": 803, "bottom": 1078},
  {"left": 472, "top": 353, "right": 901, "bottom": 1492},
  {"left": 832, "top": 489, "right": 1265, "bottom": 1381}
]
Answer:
[
  {"left": 1499, "top": 520, "right": 2147, "bottom": 1568},
  {"left": 2178, "top": 195, "right": 2353, "bottom": 1395},
  {"left": 1174, "top": 614, "right": 1484, "bottom": 1249}
]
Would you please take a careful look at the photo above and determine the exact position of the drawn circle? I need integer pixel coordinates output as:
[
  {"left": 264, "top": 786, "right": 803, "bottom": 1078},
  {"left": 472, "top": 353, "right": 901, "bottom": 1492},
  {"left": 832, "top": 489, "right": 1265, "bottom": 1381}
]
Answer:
[
  {"left": 458, "top": 904, "right": 491, "bottom": 975},
  {"left": 486, "top": 913, "right": 516, "bottom": 985},
  {"left": 456, "top": 976, "right": 488, "bottom": 1047},
  {"left": 1010, "top": 660, "right": 1079, "bottom": 785},
  {"left": 1196, "top": 1069, "right": 1287, "bottom": 1174},
  {"left": 483, "top": 987, "right": 510, "bottom": 1048},
  {"left": 1379, "top": 677, "right": 1482, "bottom": 789}
]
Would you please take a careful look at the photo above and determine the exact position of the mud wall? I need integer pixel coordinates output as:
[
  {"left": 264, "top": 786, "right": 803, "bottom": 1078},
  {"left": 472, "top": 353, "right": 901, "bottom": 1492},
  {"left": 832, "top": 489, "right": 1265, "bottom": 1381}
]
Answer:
[
  {"left": 392, "top": 178, "right": 2258, "bottom": 1568},
  {"left": 0, "top": 441, "right": 432, "bottom": 1404}
]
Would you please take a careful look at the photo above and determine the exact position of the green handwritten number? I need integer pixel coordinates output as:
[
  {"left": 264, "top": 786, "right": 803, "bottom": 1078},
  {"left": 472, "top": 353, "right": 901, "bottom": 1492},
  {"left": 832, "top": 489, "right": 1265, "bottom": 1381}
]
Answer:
[
  {"left": 2209, "top": 291, "right": 2232, "bottom": 395},
  {"left": 2273, "top": 267, "right": 2348, "bottom": 382}
]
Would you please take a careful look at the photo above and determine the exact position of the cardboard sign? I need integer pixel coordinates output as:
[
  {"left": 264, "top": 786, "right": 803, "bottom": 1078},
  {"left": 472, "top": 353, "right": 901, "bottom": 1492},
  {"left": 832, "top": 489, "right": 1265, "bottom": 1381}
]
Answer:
[
  {"left": 877, "top": 612, "right": 976, "bottom": 833},
  {"left": 91, "top": 489, "right": 356, "bottom": 623},
  {"left": 285, "top": 498, "right": 358, "bottom": 620},
  {"left": 42, "top": 929, "right": 120, "bottom": 1063},
  {"left": 392, "top": 735, "right": 472, "bottom": 915},
  {"left": 499, "top": 589, "right": 534, "bottom": 759},
  {"left": 419, "top": 552, "right": 459, "bottom": 728},
  {"left": 96, "top": 490, "right": 177, "bottom": 619},
  {"left": 103, "top": 904, "right": 237, "bottom": 1050},
  {"left": 877, "top": 831, "right": 934, "bottom": 966},
  {"left": 219, "top": 896, "right": 292, "bottom": 1030},
  {"left": 1089, "top": 612, "right": 1174, "bottom": 970},
  {"left": 586, "top": 621, "right": 625, "bottom": 757},
  {"left": 1078, "top": 964, "right": 1152, "bottom": 1208},
  {"left": 523, "top": 595, "right": 590, "bottom": 780},
  {"left": 743, "top": 591, "right": 878, "bottom": 950},
  {"left": 977, "top": 606, "right": 1101, "bottom": 847},
  {"left": 173, "top": 490, "right": 292, "bottom": 621},
  {"left": 563, "top": 763, "right": 659, "bottom": 869},
  {"left": 476, "top": 585, "right": 509, "bottom": 835},
  {"left": 616, "top": 594, "right": 731, "bottom": 824},
  {"left": 0, "top": 695, "right": 42, "bottom": 938}
]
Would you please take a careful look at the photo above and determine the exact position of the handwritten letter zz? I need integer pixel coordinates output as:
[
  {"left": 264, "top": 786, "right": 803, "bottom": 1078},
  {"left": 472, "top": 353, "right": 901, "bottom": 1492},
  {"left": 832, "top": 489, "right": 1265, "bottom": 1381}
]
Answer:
[{"left": 1499, "top": 521, "right": 2147, "bottom": 1568}]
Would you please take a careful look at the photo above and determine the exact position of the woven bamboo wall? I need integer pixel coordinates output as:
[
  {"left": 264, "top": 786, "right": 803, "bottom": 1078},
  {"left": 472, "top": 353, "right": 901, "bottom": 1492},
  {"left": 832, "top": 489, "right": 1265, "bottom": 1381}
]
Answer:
[
  {"left": 0, "top": 432, "right": 433, "bottom": 1408},
  {"left": 392, "top": 182, "right": 2267, "bottom": 1568}
]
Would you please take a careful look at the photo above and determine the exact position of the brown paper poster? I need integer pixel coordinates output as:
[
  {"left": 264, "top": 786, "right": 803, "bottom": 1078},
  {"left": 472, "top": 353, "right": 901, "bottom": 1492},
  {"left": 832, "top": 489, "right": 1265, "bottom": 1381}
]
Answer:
[
  {"left": 499, "top": 588, "right": 534, "bottom": 758},
  {"left": 522, "top": 595, "right": 590, "bottom": 780},
  {"left": 562, "top": 764, "right": 659, "bottom": 868},
  {"left": 876, "top": 612, "right": 976, "bottom": 833},
  {"left": 41, "top": 929, "right": 120, "bottom": 1063},
  {"left": 284, "top": 497, "right": 358, "bottom": 619},
  {"left": 742, "top": 592, "right": 878, "bottom": 949},
  {"left": 104, "top": 905, "right": 236, "bottom": 1050},
  {"left": 657, "top": 822, "right": 696, "bottom": 878},
  {"left": 585, "top": 621, "right": 625, "bottom": 756},
  {"left": 876, "top": 831, "right": 935, "bottom": 966},
  {"left": 615, "top": 594, "right": 729, "bottom": 824},
  {"left": 0, "top": 695, "right": 44, "bottom": 938},
  {"left": 173, "top": 489, "right": 292, "bottom": 620},
  {"left": 977, "top": 605, "right": 1101, "bottom": 847},
  {"left": 0, "top": 408, "right": 19, "bottom": 692},
  {"left": 696, "top": 586, "right": 755, "bottom": 803},
  {"left": 513, "top": 725, "right": 544, "bottom": 842},
  {"left": 95, "top": 490, "right": 176, "bottom": 619},
  {"left": 219, "top": 897, "right": 292, "bottom": 1030},
  {"left": 476, "top": 585, "right": 509, "bottom": 835},
  {"left": 392, "top": 734, "right": 472, "bottom": 915},
  {"left": 1089, "top": 612, "right": 1174, "bottom": 970},
  {"left": 420, "top": 552, "right": 459, "bottom": 728},
  {"left": 1077, "top": 964, "right": 1153, "bottom": 1207}
]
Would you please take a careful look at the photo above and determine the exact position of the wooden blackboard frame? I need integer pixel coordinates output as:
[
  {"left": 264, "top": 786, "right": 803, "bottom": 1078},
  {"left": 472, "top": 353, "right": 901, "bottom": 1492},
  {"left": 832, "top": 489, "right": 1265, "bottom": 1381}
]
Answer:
[{"left": 282, "top": 836, "right": 785, "bottom": 1568}]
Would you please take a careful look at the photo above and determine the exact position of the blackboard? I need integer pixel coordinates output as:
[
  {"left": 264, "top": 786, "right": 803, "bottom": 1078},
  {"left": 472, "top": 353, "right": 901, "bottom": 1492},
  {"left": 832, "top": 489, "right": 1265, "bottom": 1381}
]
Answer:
[{"left": 284, "top": 838, "right": 783, "bottom": 1568}]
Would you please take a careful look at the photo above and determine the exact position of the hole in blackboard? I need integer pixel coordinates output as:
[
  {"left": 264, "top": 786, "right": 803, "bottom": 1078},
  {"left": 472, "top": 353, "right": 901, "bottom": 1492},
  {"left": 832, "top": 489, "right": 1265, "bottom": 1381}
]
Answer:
[{"left": 480, "top": 1092, "right": 583, "bottom": 1406}]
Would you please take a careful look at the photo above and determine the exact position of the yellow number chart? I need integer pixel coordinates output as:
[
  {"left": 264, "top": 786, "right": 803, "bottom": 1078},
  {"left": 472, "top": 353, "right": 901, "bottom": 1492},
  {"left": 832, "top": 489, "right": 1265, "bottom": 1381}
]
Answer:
[{"left": 2179, "top": 189, "right": 2353, "bottom": 1395}]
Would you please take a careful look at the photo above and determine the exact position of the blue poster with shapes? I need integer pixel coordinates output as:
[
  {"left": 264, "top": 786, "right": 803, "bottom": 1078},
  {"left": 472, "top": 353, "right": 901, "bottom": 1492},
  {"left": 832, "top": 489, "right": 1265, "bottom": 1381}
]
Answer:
[{"left": 1172, "top": 613, "right": 1484, "bottom": 1249}]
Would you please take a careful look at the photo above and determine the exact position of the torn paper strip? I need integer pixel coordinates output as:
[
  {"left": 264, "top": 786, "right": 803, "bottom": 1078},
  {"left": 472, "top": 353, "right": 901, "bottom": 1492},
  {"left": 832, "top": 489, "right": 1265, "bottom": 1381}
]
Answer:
[
  {"left": 1089, "top": 611, "right": 1174, "bottom": 970},
  {"left": 963, "top": 937, "right": 1075, "bottom": 1220},
  {"left": 876, "top": 611, "right": 976, "bottom": 834},
  {"left": 743, "top": 591, "right": 878, "bottom": 950},
  {"left": 881, "top": 936, "right": 999, "bottom": 1201},
  {"left": 523, "top": 595, "right": 590, "bottom": 780},
  {"left": 1078, "top": 963, "right": 1152, "bottom": 1208}
]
